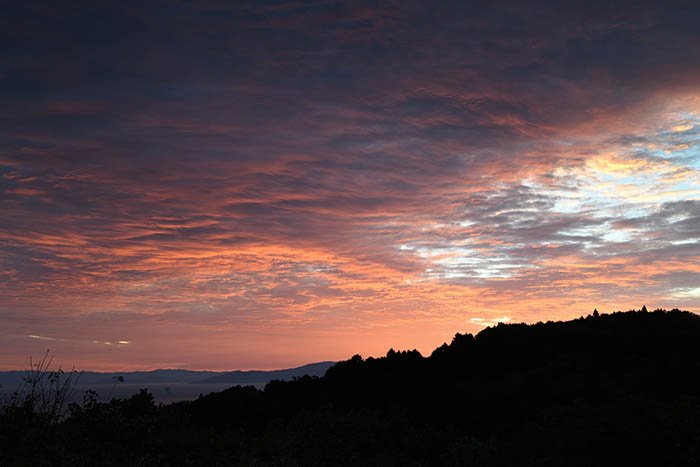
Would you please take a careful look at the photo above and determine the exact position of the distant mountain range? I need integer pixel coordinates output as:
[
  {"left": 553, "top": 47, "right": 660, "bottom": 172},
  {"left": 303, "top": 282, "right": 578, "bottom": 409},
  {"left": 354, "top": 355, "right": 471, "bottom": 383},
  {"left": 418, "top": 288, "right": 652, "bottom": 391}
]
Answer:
[
  {"left": 0, "top": 361, "right": 336, "bottom": 390},
  {"left": 196, "top": 361, "right": 335, "bottom": 384}
]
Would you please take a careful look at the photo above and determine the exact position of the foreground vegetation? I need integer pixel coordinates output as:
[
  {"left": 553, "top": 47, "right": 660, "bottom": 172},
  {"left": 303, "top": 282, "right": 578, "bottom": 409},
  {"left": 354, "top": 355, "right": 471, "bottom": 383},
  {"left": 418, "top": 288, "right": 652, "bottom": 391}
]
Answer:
[{"left": 2, "top": 308, "right": 699, "bottom": 466}]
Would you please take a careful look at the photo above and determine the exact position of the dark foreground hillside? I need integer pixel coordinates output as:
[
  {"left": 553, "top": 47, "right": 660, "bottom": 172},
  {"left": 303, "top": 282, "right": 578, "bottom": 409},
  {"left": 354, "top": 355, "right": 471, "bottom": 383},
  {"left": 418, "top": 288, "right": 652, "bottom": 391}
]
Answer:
[{"left": 2, "top": 308, "right": 699, "bottom": 466}]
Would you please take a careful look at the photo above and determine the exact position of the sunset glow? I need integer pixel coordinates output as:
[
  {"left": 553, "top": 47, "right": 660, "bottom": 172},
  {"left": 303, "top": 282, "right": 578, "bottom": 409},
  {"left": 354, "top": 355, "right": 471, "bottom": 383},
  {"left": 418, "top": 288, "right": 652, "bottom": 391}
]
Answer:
[{"left": 2, "top": 1, "right": 699, "bottom": 370}]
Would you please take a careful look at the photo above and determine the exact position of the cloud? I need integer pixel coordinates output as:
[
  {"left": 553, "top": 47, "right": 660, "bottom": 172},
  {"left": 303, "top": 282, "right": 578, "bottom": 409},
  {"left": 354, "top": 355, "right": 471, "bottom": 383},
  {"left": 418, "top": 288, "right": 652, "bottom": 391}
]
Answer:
[
  {"left": 24, "top": 334, "right": 131, "bottom": 346},
  {"left": 1, "top": 0, "right": 699, "bottom": 370},
  {"left": 26, "top": 334, "right": 61, "bottom": 341}
]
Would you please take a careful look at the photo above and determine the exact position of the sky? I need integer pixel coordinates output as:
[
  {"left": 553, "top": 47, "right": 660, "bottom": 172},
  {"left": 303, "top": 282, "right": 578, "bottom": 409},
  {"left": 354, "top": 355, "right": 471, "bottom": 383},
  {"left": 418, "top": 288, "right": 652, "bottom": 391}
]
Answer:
[{"left": 1, "top": 0, "right": 700, "bottom": 371}]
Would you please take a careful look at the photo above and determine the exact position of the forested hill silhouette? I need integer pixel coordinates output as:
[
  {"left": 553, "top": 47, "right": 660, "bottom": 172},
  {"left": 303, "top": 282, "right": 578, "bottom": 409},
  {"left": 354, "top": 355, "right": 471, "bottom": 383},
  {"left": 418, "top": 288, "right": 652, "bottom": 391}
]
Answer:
[{"left": 2, "top": 308, "right": 700, "bottom": 466}]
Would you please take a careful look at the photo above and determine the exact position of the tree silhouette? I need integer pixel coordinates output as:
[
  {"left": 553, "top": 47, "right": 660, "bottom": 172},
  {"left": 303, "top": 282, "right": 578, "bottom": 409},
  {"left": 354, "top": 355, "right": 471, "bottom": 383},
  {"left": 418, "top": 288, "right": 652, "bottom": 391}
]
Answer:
[{"left": 2, "top": 308, "right": 700, "bottom": 466}]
